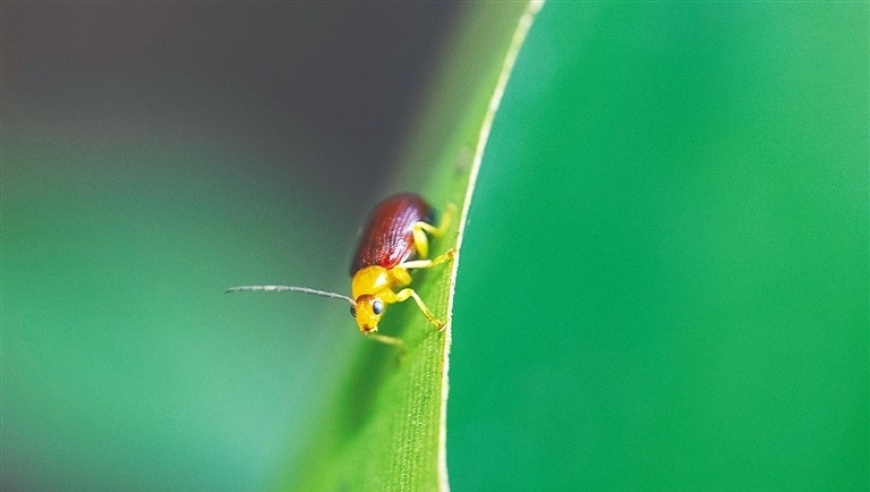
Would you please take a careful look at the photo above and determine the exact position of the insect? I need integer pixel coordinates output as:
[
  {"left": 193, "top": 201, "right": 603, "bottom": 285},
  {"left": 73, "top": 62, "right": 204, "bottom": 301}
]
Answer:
[{"left": 227, "top": 193, "right": 455, "bottom": 346}]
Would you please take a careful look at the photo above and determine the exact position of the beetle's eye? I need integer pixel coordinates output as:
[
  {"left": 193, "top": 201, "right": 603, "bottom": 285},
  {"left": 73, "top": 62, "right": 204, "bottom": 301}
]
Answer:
[
  {"left": 372, "top": 299, "right": 384, "bottom": 315},
  {"left": 350, "top": 305, "right": 357, "bottom": 317}
]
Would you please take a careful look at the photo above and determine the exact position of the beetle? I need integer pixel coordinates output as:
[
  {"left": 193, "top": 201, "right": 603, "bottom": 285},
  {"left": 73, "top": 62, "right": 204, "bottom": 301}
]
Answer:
[{"left": 227, "top": 193, "right": 455, "bottom": 346}]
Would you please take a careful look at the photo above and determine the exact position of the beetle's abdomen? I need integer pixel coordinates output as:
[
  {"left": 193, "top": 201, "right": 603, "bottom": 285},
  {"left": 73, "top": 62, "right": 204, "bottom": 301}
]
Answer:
[{"left": 350, "top": 193, "right": 433, "bottom": 276}]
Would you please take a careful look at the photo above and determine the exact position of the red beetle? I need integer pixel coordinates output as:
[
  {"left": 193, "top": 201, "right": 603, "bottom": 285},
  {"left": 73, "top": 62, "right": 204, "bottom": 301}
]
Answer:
[{"left": 227, "top": 193, "right": 455, "bottom": 346}]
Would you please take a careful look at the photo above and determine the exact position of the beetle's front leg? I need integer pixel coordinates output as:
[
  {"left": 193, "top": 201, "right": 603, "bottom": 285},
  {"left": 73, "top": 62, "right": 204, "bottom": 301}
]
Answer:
[
  {"left": 393, "top": 288, "right": 446, "bottom": 331},
  {"left": 364, "top": 331, "right": 406, "bottom": 349}
]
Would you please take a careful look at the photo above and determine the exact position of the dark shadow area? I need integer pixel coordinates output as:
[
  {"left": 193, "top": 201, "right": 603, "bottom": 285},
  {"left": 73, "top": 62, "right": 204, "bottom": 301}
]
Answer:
[{"left": 1, "top": 3, "right": 460, "bottom": 203}]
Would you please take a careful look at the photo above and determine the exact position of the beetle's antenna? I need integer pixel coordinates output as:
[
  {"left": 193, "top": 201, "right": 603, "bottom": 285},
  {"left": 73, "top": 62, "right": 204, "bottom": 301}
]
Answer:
[{"left": 225, "top": 285, "right": 355, "bottom": 305}]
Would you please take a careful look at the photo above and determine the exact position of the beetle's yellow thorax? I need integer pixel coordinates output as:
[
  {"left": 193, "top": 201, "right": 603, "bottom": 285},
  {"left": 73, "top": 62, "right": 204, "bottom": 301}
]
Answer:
[{"left": 351, "top": 266, "right": 391, "bottom": 299}]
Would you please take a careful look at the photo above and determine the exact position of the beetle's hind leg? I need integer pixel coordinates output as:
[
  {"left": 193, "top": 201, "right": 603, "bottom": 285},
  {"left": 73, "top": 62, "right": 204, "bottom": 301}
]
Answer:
[
  {"left": 411, "top": 203, "right": 456, "bottom": 258},
  {"left": 420, "top": 203, "right": 455, "bottom": 237}
]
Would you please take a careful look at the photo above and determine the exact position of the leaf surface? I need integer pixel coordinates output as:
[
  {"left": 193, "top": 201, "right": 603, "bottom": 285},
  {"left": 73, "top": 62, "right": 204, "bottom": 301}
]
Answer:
[{"left": 278, "top": 3, "right": 543, "bottom": 490}]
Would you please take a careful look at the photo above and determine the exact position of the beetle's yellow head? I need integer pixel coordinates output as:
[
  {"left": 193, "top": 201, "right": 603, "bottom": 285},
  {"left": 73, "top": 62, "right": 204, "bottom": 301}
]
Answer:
[{"left": 350, "top": 294, "right": 385, "bottom": 333}]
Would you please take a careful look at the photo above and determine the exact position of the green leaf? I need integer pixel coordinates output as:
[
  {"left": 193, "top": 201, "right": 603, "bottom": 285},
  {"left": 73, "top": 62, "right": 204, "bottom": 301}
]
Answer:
[{"left": 275, "top": 3, "right": 543, "bottom": 490}]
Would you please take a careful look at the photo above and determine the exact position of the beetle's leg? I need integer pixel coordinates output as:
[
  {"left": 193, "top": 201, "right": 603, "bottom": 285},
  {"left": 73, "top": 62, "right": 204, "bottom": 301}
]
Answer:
[
  {"left": 365, "top": 331, "right": 406, "bottom": 351},
  {"left": 411, "top": 227, "right": 430, "bottom": 258},
  {"left": 399, "top": 249, "right": 455, "bottom": 271},
  {"left": 412, "top": 203, "right": 456, "bottom": 258},
  {"left": 393, "top": 288, "right": 446, "bottom": 331},
  {"left": 387, "top": 267, "right": 412, "bottom": 287},
  {"left": 435, "top": 203, "right": 456, "bottom": 236},
  {"left": 376, "top": 286, "right": 444, "bottom": 330}
]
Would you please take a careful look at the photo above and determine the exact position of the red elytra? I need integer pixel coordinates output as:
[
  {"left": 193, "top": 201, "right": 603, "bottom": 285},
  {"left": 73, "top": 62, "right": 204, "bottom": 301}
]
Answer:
[{"left": 350, "top": 193, "right": 434, "bottom": 276}]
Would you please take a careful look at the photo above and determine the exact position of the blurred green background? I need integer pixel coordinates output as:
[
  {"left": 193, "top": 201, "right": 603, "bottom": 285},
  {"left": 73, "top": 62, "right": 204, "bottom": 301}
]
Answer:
[
  {"left": 2, "top": 2, "right": 867, "bottom": 491},
  {"left": 1, "top": 4, "right": 459, "bottom": 490},
  {"left": 450, "top": 3, "right": 868, "bottom": 491}
]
